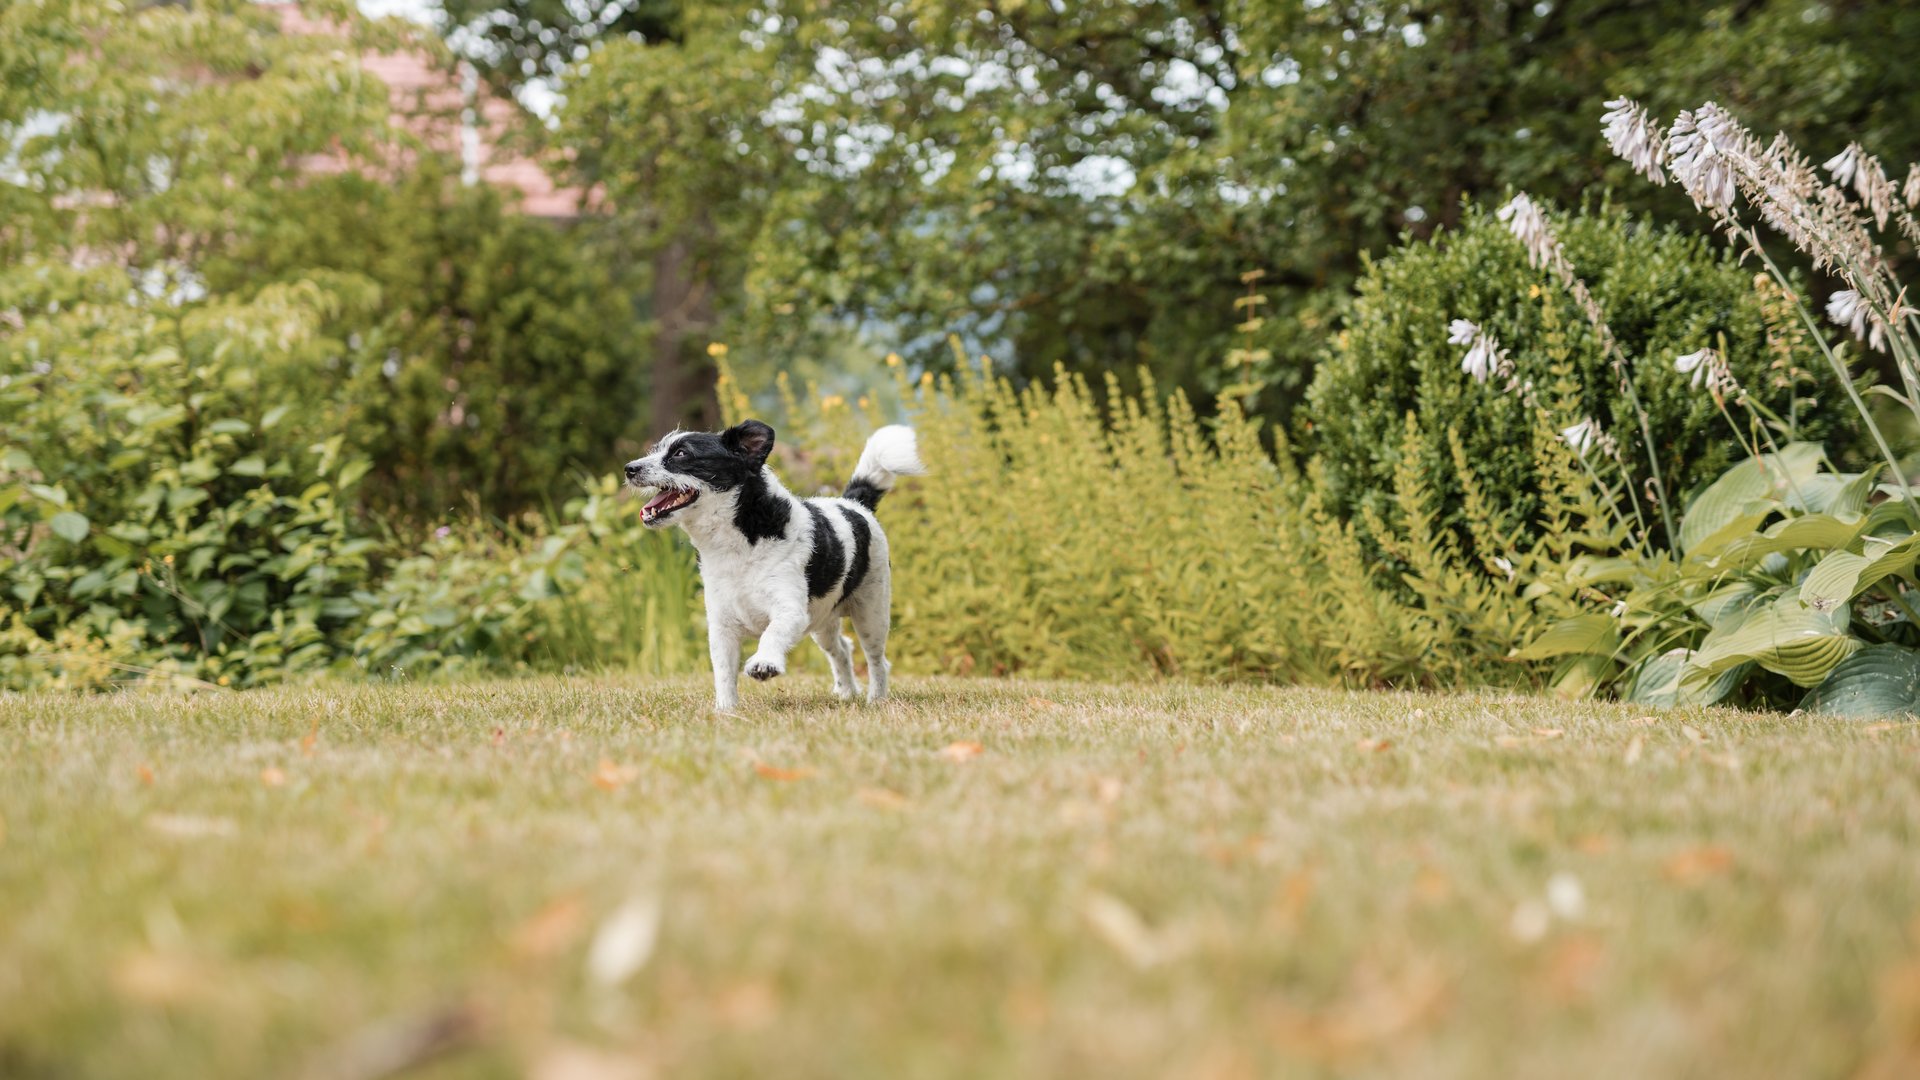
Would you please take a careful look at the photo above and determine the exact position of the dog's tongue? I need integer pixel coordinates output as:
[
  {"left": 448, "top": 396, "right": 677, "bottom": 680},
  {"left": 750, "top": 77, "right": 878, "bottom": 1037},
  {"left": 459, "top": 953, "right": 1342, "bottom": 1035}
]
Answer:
[{"left": 643, "top": 489, "right": 678, "bottom": 514}]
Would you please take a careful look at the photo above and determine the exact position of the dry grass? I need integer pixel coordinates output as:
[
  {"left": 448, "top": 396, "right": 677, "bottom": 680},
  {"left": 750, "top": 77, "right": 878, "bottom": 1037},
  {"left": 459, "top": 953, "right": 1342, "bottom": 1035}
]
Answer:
[{"left": 3, "top": 676, "right": 1919, "bottom": 1079}]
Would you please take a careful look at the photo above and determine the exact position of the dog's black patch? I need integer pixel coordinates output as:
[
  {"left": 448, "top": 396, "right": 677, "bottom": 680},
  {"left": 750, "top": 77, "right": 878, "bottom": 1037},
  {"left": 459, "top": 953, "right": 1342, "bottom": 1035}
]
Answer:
[
  {"left": 732, "top": 470, "right": 791, "bottom": 544},
  {"left": 656, "top": 425, "right": 790, "bottom": 544},
  {"left": 837, "top": 504, "right": 871, "bottom": 599},
  {"left": 843, "top": 478, "right": 886, "bottom": 511},
  {"left": 804, "top": 503, "right": 846, "bottom": 599}
]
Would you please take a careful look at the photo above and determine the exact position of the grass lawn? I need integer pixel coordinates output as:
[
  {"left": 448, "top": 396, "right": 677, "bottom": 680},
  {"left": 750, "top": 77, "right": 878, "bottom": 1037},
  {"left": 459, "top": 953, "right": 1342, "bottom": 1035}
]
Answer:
[{"left": 4, "top": 676, "right": 1919, "bottom": 1079}]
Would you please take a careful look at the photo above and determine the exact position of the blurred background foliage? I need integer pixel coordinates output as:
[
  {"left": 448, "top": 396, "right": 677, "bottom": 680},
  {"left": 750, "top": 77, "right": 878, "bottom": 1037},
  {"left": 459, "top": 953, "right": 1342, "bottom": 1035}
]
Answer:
[{"left": 1, "top": 0, "right": 1915, "bottom": 693}]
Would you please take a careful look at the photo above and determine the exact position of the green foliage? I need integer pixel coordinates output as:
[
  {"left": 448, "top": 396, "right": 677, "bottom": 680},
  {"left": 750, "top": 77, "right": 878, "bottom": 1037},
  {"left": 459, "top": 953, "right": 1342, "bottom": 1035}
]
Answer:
[
  {"left": 540, "top": 0, "right": 1920, "bottom": 426},
  {"left": 352, "top": 479, "right": 703, "bottom": 679},
  {"left": 1308, "top": 204, "right": 1840, "bottom": 547},
  {"left": 1, "top": 270, "right": 380, "bottom": 688},
  {"left": 207, "top": 168, "right": 652, "bottom": 522},
  {"left": 731, "top": 354, "right": 1573, "bottom": 689}
]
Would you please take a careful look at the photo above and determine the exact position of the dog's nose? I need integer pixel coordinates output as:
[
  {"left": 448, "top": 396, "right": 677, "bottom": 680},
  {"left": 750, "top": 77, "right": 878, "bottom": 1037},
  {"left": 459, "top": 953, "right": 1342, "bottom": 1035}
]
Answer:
[{"left": 624, "top": 462, "right": 642, "bottom": 483}]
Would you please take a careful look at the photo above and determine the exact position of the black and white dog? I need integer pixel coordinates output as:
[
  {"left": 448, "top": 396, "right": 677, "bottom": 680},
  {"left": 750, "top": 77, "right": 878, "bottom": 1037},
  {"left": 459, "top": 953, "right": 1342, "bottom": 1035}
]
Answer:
[{"left": 624, "top": 420, "right": 924, "bottom": 710}]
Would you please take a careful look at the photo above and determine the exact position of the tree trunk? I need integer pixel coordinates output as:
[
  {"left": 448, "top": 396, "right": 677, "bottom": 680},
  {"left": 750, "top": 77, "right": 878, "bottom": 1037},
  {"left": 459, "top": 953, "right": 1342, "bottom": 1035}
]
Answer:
[{"left": 648, "top": 230, "right": 719, "bottom": 435}]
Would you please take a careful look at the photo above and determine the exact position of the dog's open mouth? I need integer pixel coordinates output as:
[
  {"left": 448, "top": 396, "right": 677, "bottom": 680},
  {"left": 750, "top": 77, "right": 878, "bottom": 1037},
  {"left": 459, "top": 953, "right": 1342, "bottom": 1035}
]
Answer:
[{"left": 641, "top": 486, "right": 698, "bottom": 523}]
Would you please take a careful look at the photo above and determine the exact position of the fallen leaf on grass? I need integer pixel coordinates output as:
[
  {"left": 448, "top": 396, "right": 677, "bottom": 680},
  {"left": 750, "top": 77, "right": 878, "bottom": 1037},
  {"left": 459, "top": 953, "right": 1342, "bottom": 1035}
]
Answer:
[
  {"left": 529, "top": 1041, "right": 652, "bottom": 1080},
  {"left": 260, "top": 766, "right": 286, "bottom": 787},
  {"left": 1264, "top": 962, "right": 1449, "bottom": 1061},
  {"left": 146, "top": 813, "right": 237, "bottom": 838},
  {"left": 509, "top": 894, "right": 588, "bottom": 962},
  {"left": 1355, "top": 737, "right": 1392, "bottom": 753},
  {"left": 753, "top": 762, "right": 816, "bottom": 782},
  {"left": 592, "top": 760, "right": 640, "bottom": 791},
  {"left": 1543, "top": 935, "right": 1607, "bottom": 1001},
  {"left": 1662, "top": 845, "right": 1735, "bottom": 885},
  {"left": 587, "top": 895, "right": 662, "bottom": 988},
  {"left": 1681, "top": 724, "right": 1707, "bottom": 744},
  {"left": 304, "top": 1002, "right": 484, "bottom": 1080},
  {"left": 111, "top": 950, "right": 214, "bottom": 1006},
  {"left": 713, "top": 980, "right": 779, "bottom": 1030},
  {"left": 939, "top": 740, "right": 984, "bottom": 762},
  {"left": 1083, "top": 891, "right": 1167, "bottom": 969},
  {"left": 856, "top": 787, "right": 909, "bottom": 810},
  {"left": 1533, "top": 727, "right": 1564, "bottom": 739},
  {"left": 1025, "top": 696, "right": 1060, "bottom": 711},
  {"left": 136, "top": 763, "right": 155, "bottom": 786}
]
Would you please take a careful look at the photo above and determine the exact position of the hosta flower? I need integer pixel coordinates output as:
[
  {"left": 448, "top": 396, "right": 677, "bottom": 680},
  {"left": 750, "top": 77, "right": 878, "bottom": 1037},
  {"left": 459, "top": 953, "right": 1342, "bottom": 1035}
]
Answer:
[
  {"left": 1492, "top": 555, "right": 1516, "bottom": 581},
  {"left": 1497, "top": 193, "right": 1557, "bottom": 270},
  {"left": 1826, "top": 288, "right": 1888, "bottom": 352},
  {"left": 1446, "top": 317, "right": 1512, "bottom": 385},
  {"left": 1667, "top": 108, "right": 1736, "bottom": 211},
  {"left": 1610, "top": 599, "right": 1628, "bottom": 619},
  {"left": 1601, "top": 98, "right": 1666, "bottom": 184},
  {"left": 1674, "top": 346, "right": 1736, "bottom": 395},
  {"left": 1823, "top": 144, "right": 1862, "bottom": 188},
  {"left": 1560, "top": 418, "right": 1600, "bottom": 455},
  {"left": 1460, "top": 336, "right": 1506, "bottom": 384}
]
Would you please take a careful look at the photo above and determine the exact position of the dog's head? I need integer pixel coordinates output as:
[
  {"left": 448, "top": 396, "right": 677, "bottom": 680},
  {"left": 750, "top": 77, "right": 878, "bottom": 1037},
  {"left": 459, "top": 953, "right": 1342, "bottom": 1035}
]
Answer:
[{"left": 624, "top": 420, "right": 776, "bottom": 529}]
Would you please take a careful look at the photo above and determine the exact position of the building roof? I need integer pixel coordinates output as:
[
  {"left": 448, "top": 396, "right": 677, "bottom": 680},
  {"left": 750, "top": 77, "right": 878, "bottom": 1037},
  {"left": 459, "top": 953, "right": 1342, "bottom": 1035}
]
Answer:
[{"left": 269, "top": 2, "right": 590, "bottom": 218}]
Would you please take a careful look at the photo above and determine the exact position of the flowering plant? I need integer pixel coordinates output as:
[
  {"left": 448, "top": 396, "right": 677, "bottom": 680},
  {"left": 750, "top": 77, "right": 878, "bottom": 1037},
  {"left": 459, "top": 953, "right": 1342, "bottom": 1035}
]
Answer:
[{"left": 1494, "top": 101, "right": 1920, "bottom": 714}]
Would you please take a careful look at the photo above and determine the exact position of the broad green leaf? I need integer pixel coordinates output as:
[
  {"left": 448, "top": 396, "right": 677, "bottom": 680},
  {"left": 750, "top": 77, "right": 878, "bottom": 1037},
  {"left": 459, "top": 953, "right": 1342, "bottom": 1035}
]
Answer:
[
  {"left": 49, "top": 511, "right": 89, "bottom": 544},
  {"left": 1802, "top": 644, "right": 1920, "bottom": 718},
  {"left": 1514, "top": 613, "right": 1619, "bottom": 660},
  {"left": 1629, "top": 650, "right": 1751, "bottom": 707},
  {"left": 229, "top": 456, "right": 267, "bottom": 477},
  {"left": 1711, "top": 512, "right": 1867, "bottom": 568},
  {"left": 1684, "top": 597, "right": 1855, "bottom": 688},
  {"left": 1801, "top": 536, "right": 1920, "bottom": 610},
  {"left": 1679, "top": 444, "right": 1823, "bottom": 554},
  {"left": 1791, "top": 471, "right": 1876, "bottom": 516}
]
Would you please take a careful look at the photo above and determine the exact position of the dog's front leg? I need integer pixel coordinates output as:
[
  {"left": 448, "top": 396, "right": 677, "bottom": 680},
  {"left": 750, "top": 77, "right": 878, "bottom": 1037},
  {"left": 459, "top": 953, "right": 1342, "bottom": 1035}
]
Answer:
[
  {"left": 744, "top": 588, "right": 809, "bottom": 683},
  {"left": 709, "top": 620, "right": 742, "bottom": 711}
]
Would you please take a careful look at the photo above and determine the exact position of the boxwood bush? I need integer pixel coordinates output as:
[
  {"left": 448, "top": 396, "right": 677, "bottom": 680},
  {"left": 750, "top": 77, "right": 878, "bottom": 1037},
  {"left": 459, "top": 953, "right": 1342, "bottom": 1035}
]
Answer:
[{"left": 1305, "top": 203, "right": 1849, "bottom": 551}]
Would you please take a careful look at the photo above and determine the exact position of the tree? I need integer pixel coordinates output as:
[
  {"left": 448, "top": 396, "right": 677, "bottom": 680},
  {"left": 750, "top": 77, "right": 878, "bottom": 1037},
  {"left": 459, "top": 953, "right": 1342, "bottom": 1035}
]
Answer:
[{"left": 532, "top": 0, "right": 1920, "bottom": 425}]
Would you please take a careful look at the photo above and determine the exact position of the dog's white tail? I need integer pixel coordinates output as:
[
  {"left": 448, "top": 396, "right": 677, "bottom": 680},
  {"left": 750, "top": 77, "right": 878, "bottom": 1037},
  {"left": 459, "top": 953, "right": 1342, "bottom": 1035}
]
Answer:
[{"left": 843, "top": 425, "right": 926, "bottom": 511}]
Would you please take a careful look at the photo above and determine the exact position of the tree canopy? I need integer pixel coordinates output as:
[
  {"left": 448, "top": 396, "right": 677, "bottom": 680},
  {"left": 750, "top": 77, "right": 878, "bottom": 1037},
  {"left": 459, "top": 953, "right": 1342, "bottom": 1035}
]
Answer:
[{"left": 498, "top": 0, "right": 1920, "bottom": 424}]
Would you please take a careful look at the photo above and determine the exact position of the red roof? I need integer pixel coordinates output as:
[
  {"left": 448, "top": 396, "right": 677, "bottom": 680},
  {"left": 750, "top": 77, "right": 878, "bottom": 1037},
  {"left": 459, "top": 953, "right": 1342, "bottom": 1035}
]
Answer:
[{"left": 268, "top": 2, "right": 592, "bottom": 217}]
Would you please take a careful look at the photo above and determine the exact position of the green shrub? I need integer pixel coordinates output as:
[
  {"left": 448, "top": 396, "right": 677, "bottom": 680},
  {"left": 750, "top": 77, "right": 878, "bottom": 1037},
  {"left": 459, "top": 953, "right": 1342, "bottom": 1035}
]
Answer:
[
  {"left": 205, "top": 168, "right": 651, "bottom": 524},
  {"left": 351, "top": 478, "right": 703, "bottom": 679},
  {"left": 721, "top": 354, "right": 1556, "bottom": 689},
  {"left": 1306, "top": 203, "right": 1841, "bottom": 551},
  {"left": 1, "top": 268, "right": 382, "bottom": 688}
]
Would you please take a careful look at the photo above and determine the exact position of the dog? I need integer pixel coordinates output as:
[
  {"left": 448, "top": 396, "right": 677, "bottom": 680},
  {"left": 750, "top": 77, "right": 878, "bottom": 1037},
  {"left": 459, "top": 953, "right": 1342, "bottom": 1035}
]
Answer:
[{"left": 624, "top": 420, "right": 925, "bottom": 710}]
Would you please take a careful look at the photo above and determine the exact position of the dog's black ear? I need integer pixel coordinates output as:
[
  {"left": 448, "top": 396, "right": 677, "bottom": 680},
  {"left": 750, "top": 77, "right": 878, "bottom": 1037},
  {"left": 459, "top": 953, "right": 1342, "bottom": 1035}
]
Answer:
[{"left": 721, "top": 419, "right": 775, "bottom": 465}]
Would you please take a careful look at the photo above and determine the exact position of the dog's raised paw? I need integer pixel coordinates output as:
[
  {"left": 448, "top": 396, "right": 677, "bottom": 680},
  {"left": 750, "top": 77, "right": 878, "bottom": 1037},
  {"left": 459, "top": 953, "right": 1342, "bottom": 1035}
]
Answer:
[{"left": 745, "top": 657, "right": 783, "bottom": 681}]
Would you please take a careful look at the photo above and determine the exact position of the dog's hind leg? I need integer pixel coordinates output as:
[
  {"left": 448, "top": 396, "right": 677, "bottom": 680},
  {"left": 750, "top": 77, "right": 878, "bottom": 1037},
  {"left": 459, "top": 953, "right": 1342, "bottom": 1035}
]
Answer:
[
  {"left": 709, "top": 620, "right": 742, "bottom": 712},
  {"left": 812, "top": 625, "right": 859, "bottom": 700},
  {"left": 847, "top": 587, "right": 893, "bottom": 703}
]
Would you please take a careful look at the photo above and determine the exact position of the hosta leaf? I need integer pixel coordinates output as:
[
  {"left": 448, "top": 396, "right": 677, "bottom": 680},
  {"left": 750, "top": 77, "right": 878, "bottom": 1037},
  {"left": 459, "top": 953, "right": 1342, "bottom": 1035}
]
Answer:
[
  {"left": 1690, "top": 582, "right": 1764, "bottom": 629},
  {"left": 1679, "top": 444, "right": 1823, "bottom": 554},
  {"left": 1801, "top": 536, "right": 1920, "bottom": 610},
  {"left": 1514, "top": 613, "right": 1619, "bottom": 660},
  {"left": 1684, "top": 598, "right": 1855, "bottom": 688},
  {"left": 1791, "top": 471, "right": 1877, "bottom": 516},
  {"left": 1710, "top": 512, "right": 1867, "bottom": 568},
  {"left": 1630, "top": 649, "right": 1751, "bottom": 707},
  {"left": 1802, "top": 644, "right": 1920, "bottom": 718}
]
